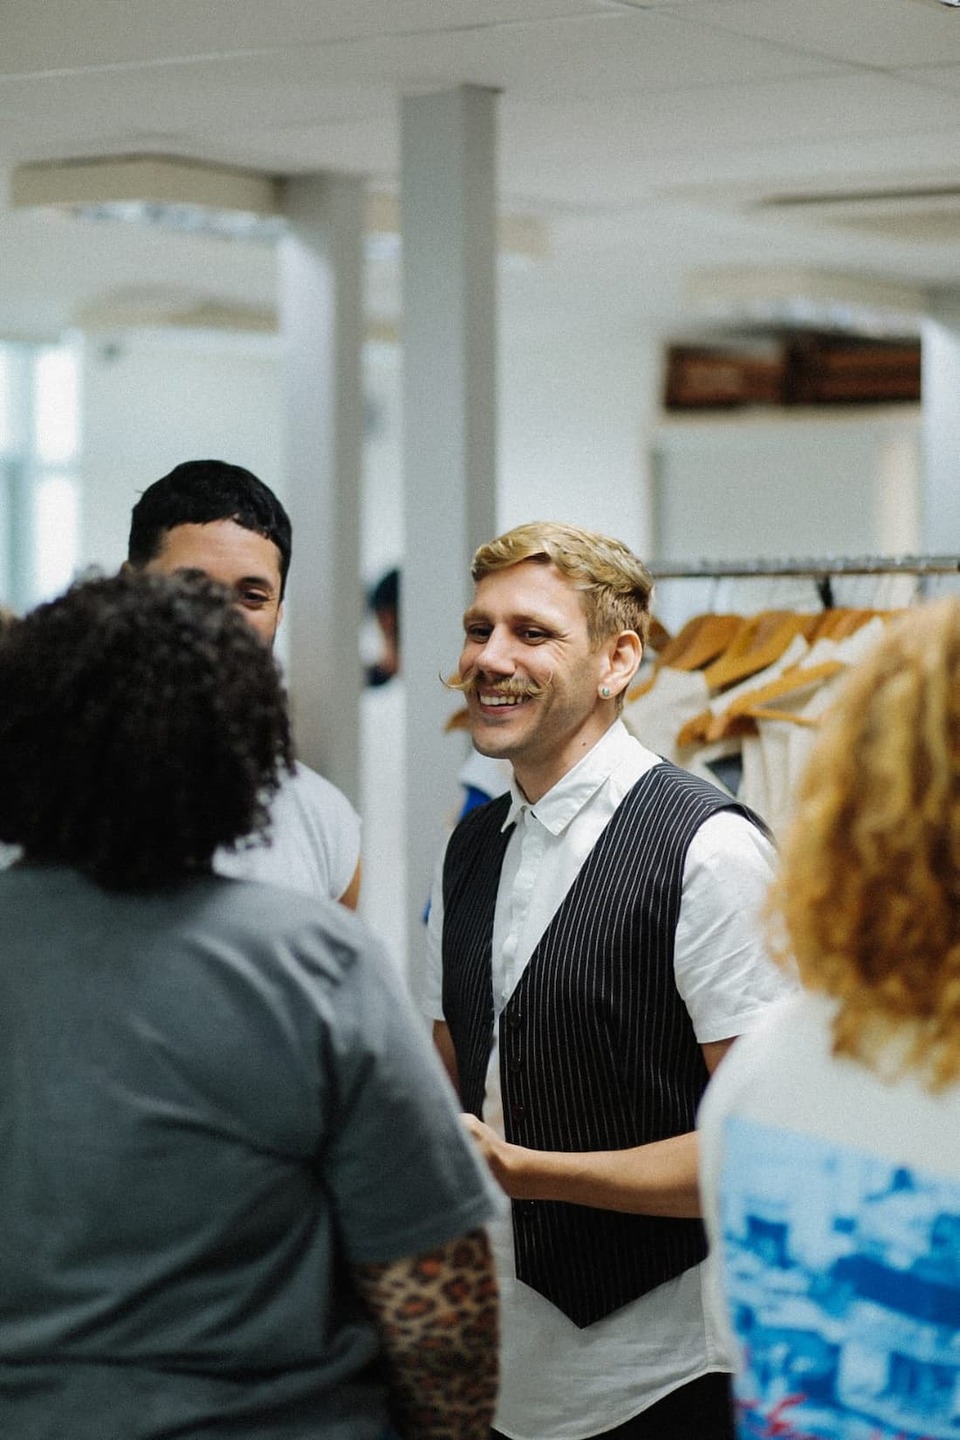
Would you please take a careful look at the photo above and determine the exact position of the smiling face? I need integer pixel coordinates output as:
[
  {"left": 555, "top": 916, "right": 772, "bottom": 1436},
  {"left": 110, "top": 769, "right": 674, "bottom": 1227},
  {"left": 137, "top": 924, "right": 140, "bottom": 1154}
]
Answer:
[
  {"left": 458, "top": 560, "right": 622, "bottom": 802},
  {"left": 140, "top": 519, "right": 284, "bottom": 648}
]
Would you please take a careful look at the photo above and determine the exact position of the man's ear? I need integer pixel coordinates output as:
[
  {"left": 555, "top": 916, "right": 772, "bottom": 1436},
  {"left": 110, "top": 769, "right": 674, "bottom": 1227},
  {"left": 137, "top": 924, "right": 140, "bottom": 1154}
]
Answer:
[{"left": 601, "top": 630, "right": 643, "bottom": 701}]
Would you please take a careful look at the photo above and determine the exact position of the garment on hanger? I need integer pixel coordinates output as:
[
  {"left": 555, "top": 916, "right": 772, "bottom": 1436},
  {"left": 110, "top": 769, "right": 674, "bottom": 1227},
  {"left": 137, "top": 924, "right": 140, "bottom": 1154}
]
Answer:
[{"left": 628, "top": 556, "right": 959, "bottom": 839}]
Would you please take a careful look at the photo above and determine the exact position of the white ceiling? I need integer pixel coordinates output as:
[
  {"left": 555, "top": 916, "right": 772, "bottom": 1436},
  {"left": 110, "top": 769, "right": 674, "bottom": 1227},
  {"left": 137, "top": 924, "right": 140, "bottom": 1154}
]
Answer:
[{"left": 4, "top": 0, "right": 960, "bottom": 343}]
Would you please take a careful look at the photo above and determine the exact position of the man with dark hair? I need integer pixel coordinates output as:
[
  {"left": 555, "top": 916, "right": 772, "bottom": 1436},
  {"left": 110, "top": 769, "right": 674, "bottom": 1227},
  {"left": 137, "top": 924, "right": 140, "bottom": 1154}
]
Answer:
[
  {"left": 0, "top": 568, "right": 501, "bottom": 1440},
  {"left": 424, "top": 521, "right": 788, "bottom": 1440},
  {"left": 128, "top": 458, "right": 362, "bottom": 908}
]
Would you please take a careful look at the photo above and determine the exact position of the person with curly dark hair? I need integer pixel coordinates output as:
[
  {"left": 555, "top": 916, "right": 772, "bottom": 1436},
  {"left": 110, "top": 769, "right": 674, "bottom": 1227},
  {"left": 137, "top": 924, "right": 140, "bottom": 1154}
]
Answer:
[
  {"left": 127, "top": 458, "right": 363, "bottom": 909},
  {"left": 0, "top": 568, "right": 293, "bottom": 889},
  {"left": 0, "top": 569, "right": 500, "bottom": 1440}
]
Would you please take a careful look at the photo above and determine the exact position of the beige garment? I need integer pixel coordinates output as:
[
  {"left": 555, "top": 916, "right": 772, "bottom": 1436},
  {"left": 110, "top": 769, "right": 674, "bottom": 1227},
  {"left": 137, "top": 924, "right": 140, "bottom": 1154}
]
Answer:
[
  {"left": 743, "top": 617, "right": 888, "bottom": 839},
  {"left": 621, "top": 666, "right": 710, "bottom": 762}
]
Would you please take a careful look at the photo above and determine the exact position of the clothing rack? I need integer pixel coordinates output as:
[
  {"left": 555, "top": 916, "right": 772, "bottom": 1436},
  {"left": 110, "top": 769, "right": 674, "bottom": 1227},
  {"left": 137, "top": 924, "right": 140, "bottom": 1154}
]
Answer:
[{"left": 648, "top": 556, "right": 960, "bottom": 609}]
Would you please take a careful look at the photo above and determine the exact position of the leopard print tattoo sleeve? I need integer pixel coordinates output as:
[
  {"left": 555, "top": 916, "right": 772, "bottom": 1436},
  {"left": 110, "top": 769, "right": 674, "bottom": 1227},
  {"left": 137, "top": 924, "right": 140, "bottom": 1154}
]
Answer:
[{"left": 351, "top": 1227, "right": 499, "bottom": 1440}]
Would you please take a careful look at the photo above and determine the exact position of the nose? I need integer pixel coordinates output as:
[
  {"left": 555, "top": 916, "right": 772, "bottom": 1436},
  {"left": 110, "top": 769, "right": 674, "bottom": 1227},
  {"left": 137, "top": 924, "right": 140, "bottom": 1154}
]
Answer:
[{"left": 471, "top": 625, "right": 516, "bottom": 677}]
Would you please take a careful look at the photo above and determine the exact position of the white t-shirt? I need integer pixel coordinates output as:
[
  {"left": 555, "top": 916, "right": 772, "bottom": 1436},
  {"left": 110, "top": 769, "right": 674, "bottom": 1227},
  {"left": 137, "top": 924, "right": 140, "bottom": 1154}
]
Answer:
[
  {"left": 215, "top": 760, "right": 361, "bottom": 904},
  {"left": 424, "top": 720, "right": 788, "bottom": 1440},
  {"left": 698, "top": 990, "right": 960, "bottom": 1440}
]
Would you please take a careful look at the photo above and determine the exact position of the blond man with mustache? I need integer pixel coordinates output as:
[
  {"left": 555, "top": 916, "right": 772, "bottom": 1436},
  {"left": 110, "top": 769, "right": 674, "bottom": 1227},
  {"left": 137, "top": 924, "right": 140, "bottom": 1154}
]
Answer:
[{"left": 421, "top": 522, "right": 788, "bottom": 1440}]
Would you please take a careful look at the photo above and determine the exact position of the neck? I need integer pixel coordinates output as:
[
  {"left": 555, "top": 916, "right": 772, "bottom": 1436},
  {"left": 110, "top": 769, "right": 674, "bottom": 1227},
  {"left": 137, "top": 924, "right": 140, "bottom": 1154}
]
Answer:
[{"left": 513, "top": 717, "right": 619, "bottom": 804}]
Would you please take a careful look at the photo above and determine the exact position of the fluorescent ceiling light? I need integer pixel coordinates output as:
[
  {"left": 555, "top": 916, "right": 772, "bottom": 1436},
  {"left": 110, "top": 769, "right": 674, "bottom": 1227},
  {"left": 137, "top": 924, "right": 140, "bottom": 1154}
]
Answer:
[
  {"left": 12, "top": 156, "right": 549, "bottom": 261},
  {"left": 12, "top": 156, "right": 284, "bottom": 243},
  {"left": 682, "top": 267, "right": 925, "bottom": 339}
]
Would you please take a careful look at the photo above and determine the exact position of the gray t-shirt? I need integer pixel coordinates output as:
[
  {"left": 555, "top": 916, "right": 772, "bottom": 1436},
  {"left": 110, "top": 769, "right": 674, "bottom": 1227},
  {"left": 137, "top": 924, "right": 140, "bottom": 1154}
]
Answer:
[{"left": 0, "top": 865, "right": 498, "bottom": 1439}]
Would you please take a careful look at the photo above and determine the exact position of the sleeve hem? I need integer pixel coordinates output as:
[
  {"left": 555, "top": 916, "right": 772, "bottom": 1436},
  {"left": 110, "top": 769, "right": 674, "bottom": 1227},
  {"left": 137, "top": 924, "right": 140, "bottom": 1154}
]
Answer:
[{"left": 345, "top": 1193, "right": 504, "bottom": 1267}]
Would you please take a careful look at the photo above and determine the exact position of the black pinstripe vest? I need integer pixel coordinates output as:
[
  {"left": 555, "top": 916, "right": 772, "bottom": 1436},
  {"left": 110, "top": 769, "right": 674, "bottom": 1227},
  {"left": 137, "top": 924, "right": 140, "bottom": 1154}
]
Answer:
[{"left": 442, "top": 760, "right": 766, "bottom": 1328}]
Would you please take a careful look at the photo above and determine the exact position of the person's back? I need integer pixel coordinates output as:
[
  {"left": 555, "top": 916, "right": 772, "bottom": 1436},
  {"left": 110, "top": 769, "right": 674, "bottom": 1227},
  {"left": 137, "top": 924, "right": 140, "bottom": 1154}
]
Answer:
[
  {"left": 699, "top": 598, "right": 960, "bottom": 1440},
  {"left": 0, "top": 571, "right": 500, "bottom": 1440},
  {"left": 0, "top": 866, "right": 494, "bottom": 1438},
  {"left": 700, "top": 991, "right": 960, "bottom": 1440}
]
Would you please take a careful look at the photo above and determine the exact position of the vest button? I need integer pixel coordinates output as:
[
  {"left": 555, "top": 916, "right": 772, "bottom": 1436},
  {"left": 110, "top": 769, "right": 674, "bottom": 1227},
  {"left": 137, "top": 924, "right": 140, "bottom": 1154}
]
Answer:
[
  {"left": 508, "top": 1053, "right": 523, "bottom": 1072},
  {"left": 506, "top": 1011, "right": 522, "bottom": 1028},
  {"left": 511, "top": 1102, "right": 525, "bottom": 1121}
]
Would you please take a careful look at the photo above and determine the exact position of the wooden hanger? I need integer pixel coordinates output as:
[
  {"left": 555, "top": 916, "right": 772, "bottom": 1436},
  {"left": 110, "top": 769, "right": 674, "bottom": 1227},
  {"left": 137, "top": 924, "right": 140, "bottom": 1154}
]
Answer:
[
  {"left": 808, "top": 607, "right": 885, "bottom": 642},
  {"left": 739, "top": 705, "right": 821, "bottom": 728},
  {"left": 702, "top": 610, "right": 819, "bottom": 692},
  {"left": 444, "top": 703, "right": 470, "bottom": 733},
  {"left": 627, "top": 613, "right": 744, "bottom": 702},
  {"left": 676, "top": 655, "right": 842, "bottom": 747},
  {"left": 647, "top": 615, "right": 672, "bottom": 652},
  {"left": 703, "top": 658, "right": 845, "bottom": 742}
]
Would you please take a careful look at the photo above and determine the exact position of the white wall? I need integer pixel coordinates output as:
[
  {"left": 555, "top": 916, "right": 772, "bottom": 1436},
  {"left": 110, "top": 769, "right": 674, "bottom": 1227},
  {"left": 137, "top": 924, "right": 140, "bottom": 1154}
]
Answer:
[
  {"left": 922, "top": 298, "right": 960, "bottom": 552},
  {"left": 360, "top": 340, "right": 404, "bottom": 587},
  {"left": 499, "top": 319, "right": 657, "bottom": 554},
  {"left": 652, "top": 407, "right": 921, "bottom": 563},
  {"left": 79, "top": 328, "right": 285, "bottom": 576}
]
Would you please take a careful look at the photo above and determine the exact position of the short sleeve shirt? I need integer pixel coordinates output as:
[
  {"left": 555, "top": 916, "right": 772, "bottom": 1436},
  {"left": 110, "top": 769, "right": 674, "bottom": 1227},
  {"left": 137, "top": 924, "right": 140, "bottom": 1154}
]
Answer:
[{"left": 0, "top": 865, "right": 499, "bottom": 1439}]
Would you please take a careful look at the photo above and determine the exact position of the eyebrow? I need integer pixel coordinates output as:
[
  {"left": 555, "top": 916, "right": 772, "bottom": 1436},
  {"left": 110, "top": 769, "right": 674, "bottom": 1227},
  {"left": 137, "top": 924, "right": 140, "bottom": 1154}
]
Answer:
[
  {"left": 233, "top": 573, "right": 276, "bottom": 591},
  {"left": 462, "top": 606, "right": 560, "bottom": 632}
]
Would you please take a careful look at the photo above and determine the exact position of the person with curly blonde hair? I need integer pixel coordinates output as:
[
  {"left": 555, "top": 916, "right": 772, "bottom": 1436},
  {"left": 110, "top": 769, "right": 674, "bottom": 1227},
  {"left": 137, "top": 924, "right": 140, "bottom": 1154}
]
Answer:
[{"left": 698, "top": 596, "right": 960, "bottom": 1440}]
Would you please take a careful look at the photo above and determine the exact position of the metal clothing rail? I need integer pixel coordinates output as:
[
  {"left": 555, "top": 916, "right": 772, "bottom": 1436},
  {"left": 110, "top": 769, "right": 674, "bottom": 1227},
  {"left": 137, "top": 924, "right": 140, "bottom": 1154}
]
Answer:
[
  {"left": 648, "top": 555, "right": 960, "bottom": 580},
  {"left": 648, "top": 556, "right": 960, "bottom": 609}
]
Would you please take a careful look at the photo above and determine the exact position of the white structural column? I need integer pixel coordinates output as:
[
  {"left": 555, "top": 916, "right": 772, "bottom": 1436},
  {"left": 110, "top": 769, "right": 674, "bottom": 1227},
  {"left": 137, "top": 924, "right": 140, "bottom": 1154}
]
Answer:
[
  {"left": 401, "top": 86, "right": 499, "bottom": 961},
  {"left": 922, "top": 295, "right": 960, "bottom": 552},
  {"left": 278, "top": 175, "right": 365, "bottom": 801}
]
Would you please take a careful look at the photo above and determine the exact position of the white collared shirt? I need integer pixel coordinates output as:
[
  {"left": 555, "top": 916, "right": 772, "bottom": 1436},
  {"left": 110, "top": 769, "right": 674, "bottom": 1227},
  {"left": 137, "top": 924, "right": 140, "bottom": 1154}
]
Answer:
[
  {"left": 422, "top": 720, "right": 787, "bottom": 1440},
  {"left": 426, "top": 721, "right": 780, "bottom": 1042}
]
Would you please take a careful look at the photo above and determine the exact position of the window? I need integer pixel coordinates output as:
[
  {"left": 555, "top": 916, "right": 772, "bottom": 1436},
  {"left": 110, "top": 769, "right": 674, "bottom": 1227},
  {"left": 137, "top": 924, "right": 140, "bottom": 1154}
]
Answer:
[{"left": 0, "top": 341, "right": 81, "bottom": 612}]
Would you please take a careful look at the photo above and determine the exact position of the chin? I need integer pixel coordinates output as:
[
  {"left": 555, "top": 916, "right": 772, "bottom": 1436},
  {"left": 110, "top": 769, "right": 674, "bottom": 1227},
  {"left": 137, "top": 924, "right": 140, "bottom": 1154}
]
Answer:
[{"left": 470, "top": 731, "right": 512, "bottom": 761}]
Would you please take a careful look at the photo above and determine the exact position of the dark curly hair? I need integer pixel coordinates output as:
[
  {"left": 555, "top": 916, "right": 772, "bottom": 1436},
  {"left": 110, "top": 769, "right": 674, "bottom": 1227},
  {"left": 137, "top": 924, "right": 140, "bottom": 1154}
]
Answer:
[{"left": 0, "top": 569, "right": 294, "bottom": 890}]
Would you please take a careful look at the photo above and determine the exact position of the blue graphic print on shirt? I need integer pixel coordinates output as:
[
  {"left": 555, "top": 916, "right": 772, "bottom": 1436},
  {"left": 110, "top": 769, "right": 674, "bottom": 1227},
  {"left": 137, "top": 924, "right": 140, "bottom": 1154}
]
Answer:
[{"left": 719, "top": 1118, "right": 960, "bottom": 1440}]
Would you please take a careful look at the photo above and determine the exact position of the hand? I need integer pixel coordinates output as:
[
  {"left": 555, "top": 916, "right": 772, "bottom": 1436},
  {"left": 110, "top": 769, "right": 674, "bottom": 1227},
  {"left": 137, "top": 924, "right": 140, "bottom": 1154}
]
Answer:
[
  {"left": 458, "top": 1116, "right": 704, "bottom": 1215},
  {"left": 461, "top": 1113, "right": 525, "bottom": 1197}
]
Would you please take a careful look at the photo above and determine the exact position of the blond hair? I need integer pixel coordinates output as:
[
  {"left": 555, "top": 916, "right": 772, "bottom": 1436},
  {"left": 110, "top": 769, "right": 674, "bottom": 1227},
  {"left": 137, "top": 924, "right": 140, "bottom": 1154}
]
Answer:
[
  {"left": 767, "top": 597, "right": 960, "bottom": 1090},
  {"left": 472, "top": 521, "right": 653, "bottom": 649}
]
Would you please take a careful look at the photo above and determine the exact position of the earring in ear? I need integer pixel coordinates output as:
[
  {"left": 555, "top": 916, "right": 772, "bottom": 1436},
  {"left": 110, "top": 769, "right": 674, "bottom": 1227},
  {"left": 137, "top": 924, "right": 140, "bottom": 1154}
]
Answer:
[{"left": 600, "top": 685, "right": 612, "bottom": 699}]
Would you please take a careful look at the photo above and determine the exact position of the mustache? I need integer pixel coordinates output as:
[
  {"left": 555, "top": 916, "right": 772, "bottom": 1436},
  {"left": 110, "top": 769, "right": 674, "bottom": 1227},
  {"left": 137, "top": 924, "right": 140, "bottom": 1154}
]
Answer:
[{"left": 443, "top": 672, "right": 551, "bottom": 702}]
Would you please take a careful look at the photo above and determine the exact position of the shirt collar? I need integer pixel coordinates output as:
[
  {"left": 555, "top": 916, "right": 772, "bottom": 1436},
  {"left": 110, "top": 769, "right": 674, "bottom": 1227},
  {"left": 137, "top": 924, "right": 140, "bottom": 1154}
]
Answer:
[{"left": 502, "top": 719, "right": 637, "bottom": 836}]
